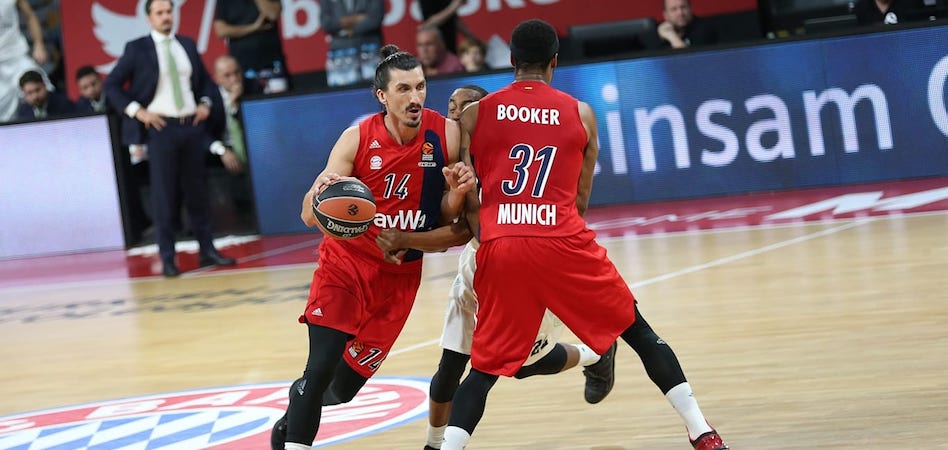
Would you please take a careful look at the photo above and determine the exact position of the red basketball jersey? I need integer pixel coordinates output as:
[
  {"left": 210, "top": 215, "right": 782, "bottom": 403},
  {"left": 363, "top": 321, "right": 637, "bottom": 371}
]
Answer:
[
  {"left": 320, "top": 108, "right": 450, "bottom": 263},
  {"left": 471, "top": 81, "right": 589, "bottom": 242}
]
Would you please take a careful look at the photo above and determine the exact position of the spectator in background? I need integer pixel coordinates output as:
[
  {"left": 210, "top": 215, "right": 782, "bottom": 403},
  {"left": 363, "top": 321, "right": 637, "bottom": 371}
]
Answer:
[
  {"left": 211, "top": 55, "right": 252, "bottom": 174},
  {"left": 15, "top": 69, "right": 73, "bottom": 120},
  {"left": 75, "top": 64, "right": 153, "bottom": 246},
  {"left": 214, "top": 0, "right": 289, "bottom": 93},
  {"left": 319, "top": 0, "right": 384, "bottom": 87},
  {"left": 657, "top": 0, "right": 718, "bottom": 49},
  {"left": 75, "top": 65, "right": 108, "bottom": 113},
  {"left": 105, "top": 0, "right": 235, "bottom": 277},
  {"left": 457, "top": 37, "right": 488, "bottom": 73},
  {"left": 852, "top": 0, "right": 912, "bottom": 25},
  {"left": 1, "top": 0, "right": 50, "bottom": 121},
  {"left": 211, "top": 54, "right": 258, "bottom": 225},
  {"left": 420, "top": 0, "right": 459, "bottom": 53},
  {"left": 416, "top": 26, "right": 465, "bottom": 77}
]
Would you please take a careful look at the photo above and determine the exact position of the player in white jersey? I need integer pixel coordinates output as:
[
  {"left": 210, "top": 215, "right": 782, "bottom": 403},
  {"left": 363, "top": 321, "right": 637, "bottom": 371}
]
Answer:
[{"left": 374, "top": 85, "right": 618, "bottom": 450}]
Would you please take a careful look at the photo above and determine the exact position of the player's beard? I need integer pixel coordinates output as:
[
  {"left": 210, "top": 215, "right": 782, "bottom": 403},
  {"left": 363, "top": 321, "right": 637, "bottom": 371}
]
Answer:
[{"left": 405, "top": 103, "right": 422, "bottom": 128}]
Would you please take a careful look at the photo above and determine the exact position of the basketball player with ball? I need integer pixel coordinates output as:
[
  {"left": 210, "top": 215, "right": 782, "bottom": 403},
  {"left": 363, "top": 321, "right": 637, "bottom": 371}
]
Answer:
[{"left": 271, "top": 45, "right": 475, "bottom": 450}]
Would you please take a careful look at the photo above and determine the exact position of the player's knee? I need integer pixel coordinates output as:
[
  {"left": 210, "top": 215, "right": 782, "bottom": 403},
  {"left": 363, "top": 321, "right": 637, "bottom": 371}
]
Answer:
[
  {"left": 327, "top": 381, "right": 360, "bottom": 404},
  {"left": 513, "top": 343, "right": 567, "bottom": 379},
  {"left": 620, "top": 310, "right": 659, "bottom": 349},
  {"left": 430, "top": 350, "right": 470, "bottom": 402}
]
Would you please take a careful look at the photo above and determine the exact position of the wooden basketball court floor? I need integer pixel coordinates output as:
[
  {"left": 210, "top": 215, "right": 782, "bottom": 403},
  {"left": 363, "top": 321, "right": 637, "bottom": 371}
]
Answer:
[{"left": 1, "top": 177, "right": 946, "bottom": 449}]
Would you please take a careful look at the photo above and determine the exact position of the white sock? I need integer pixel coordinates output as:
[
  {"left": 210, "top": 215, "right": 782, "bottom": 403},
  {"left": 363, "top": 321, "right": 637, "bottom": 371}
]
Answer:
[
  {"left": 665, "top": 382, "right": 713, "bottom": 440},
  {"left": 427, "top": 424, "right": 446, "bottom": 448},
  {"left": 576, "top": 344, "right": 601, "bottom": 366},
  {"left": 441, "top": 426, "right": 471, "bottom": 450},
  {"left": 284, "top": 443, "right": 311, "bottom": 450}
]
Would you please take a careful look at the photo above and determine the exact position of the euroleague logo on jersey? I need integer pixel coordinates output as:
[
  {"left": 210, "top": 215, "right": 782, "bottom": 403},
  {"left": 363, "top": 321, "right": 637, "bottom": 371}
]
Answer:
[{"left": 0, "top": 377, "right": 429, "bottom": 449}]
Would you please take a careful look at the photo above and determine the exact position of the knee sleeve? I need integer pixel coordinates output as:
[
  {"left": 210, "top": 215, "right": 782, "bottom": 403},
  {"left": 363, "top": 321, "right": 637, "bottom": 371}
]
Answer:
[
  {"left": 324, "top": 361, "right": 369, "bottom": 405},
  {"left": 285, "top": 325, "right": 349, "bottom": 445},
  {"left": 620, "top": 310, "right": 687, "bottom": 394},
  {"left": 430, "top": 349, "right": 471, "bottom": 403},
  {"left": 450, "top": 369, "right": 498, "bottom": 434},
  {"left": 514, "top": 343, "right": 567, "bottom": 379}
]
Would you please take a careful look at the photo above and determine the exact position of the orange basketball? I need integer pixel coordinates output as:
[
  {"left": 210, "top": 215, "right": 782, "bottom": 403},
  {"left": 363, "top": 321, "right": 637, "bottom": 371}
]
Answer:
[{"left": 312, "top": 178, "right": 377, "bottom": 239}]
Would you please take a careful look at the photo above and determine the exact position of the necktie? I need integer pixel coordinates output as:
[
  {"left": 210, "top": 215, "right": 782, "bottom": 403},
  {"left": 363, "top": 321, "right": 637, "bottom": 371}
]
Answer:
[
  {"left": 226, "top": 114, "right": 247, "bottom": 163},
  {"left": 164, "top": 38, "right": 185, "bottom": 110}
]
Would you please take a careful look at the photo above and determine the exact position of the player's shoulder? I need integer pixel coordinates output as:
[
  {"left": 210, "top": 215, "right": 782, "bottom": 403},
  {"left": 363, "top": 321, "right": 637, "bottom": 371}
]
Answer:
[{"left": 422, "top": 107, "right": 448, "bottom": 121}]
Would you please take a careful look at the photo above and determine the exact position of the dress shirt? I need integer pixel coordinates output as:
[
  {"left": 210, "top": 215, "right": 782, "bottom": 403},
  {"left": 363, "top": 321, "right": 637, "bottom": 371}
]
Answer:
[{"left": 124, "top": 30, "right": 198, "bottom": 119}]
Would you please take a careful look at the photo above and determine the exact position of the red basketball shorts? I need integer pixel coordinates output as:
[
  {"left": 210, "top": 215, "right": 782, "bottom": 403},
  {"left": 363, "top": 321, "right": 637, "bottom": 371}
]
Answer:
[
  {"left": 471, "top": 230, "right": 637, "bottom": 376},
  {"left": 300, "top": 242, "right": 423, "bottom": 378}
]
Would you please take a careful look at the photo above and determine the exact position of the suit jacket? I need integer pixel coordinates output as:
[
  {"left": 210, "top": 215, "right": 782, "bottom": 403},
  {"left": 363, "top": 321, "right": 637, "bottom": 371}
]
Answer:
[
  {"left": 104, "top": 34, "right": 224, "bottom": 146},
  {"left": 15, "top": 91, "right": 76, "bottom": 120},
  {"left": 75, "top": 94, "right": 112, "bottom": 114}
]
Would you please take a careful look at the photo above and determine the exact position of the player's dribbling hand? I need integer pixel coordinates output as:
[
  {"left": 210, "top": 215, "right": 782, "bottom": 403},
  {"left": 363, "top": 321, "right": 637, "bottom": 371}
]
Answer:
[{"left": 311, "top": 173, "right": 343, "bottom": 196}]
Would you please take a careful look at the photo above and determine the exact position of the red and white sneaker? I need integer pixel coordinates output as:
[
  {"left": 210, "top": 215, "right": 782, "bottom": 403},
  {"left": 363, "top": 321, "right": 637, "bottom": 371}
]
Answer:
[{"left": 690, "top": 430, "right": 728, "bottom": 450}]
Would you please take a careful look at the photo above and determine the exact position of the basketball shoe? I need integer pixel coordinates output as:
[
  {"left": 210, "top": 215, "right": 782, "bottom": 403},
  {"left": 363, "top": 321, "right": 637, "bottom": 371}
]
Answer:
[
  {"left": 690, "top": 429, "right": 728, "bottom": 450},
  {"left": 582, "top": 341, "right": 618, "bottom": 404}
]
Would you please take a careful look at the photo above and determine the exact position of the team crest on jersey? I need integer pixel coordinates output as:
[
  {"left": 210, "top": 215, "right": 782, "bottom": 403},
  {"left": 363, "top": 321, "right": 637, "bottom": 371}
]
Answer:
[
  {"left": 370, "top": 155, "right": 383, "bottom": 170},
  {"left": 0, "top": 378, "right": 429, "bottom": 449},
  {"left": 419, "top": 142, "right": 437, "bottom": 168}
]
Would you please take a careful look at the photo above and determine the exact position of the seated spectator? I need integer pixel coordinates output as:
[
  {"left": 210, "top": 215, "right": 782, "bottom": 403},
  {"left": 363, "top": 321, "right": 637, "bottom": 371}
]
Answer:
[
  {"left": 74, "top": 65, "right": 108, "bottom": 113},
  {"left": 212, "top": 54, "right": 258, "bottom": 228},
  {"left": 416, "top": 26, "right": 464, "bottom": 77},
  {"left": 458, "top": 37, "right": 488, "bottom": 73},
  {"left": 852, "top": 0, "right": 912, "bottom": 25},
  {"left": 657, "top": 0, "right": 718, "bottom": 49},
  {"left": 15, "top": 69, "right": 73, "bottom": 120},
  {"left": 212, "top": 54, "right": 260, "bottom": 173}
]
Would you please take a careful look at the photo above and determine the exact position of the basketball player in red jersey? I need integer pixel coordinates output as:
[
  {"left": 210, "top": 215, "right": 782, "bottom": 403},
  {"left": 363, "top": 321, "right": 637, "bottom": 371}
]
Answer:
[
  {"left": 375, "top": 85, "right": 618, "bottom": 450},
  {"left": 271, "top": 45, "right": 474, "bottom": 450},
  {"left": 440, "top": 20, "right": 728, "bottom": 450}
]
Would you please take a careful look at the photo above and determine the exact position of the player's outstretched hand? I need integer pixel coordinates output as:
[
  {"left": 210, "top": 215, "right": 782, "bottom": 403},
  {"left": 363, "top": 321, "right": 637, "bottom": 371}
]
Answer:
[{"left": 443, "top": 162, "right": 475, "bottom": 193}]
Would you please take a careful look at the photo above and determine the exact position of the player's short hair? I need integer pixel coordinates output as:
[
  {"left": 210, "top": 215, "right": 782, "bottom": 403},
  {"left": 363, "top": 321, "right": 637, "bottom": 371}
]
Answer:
[
  {"left": 18, "top": 70, "right": 44, "bottom": 88},
  {"left": 510, "top": 19, "right": 559, "bottom": 71},
  {"left": 75, "top": 65, "right": 98, "bottom": 82},
  {"left": 374, "top": 44, "right": 421, "bottom": 91},
  {"left": 145, "top": 0, "right": 173, "bottom": 15},
  {"left": 458, "top": 85, "right": 488, "bottom": 99}
]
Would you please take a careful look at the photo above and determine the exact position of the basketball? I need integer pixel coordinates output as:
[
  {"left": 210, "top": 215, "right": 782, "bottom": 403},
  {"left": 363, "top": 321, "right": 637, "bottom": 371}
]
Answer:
[{"left": 312, "top": 178, "right": 377, "bottom": 239}]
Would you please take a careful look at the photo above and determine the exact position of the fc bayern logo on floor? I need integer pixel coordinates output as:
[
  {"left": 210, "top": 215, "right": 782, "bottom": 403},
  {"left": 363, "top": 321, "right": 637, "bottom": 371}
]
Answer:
[{"left": 0, "top": 377, "right": 429, "bottom": 449}]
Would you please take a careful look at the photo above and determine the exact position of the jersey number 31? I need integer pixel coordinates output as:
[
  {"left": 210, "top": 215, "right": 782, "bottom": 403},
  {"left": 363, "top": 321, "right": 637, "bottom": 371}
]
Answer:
[{"left": 501, "top": 144, "right": 557, "bottom": 198}]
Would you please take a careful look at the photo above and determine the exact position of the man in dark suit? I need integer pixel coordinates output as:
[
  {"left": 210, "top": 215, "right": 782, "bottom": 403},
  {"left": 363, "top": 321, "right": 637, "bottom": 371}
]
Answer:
[
  {"left": 104, "top": 0, "right": 235, "bottom": 277},
  {"left": 15, "top": 70, "right": 75, "bottom": 120}
]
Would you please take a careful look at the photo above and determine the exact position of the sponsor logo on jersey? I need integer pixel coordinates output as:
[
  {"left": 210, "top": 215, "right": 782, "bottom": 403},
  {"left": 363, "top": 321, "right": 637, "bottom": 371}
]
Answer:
[
  {"left": 419, "top": 142, "right": 437, "bottom": 167},
  {"left": 369, "top": 139, "right": 382, "bottom": 149},
  {"left": 0, "top": 378, "right": 429, "bottom": 449},
  {"left": 374, "top": 210, "right": 428, "bottom": 230}
]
